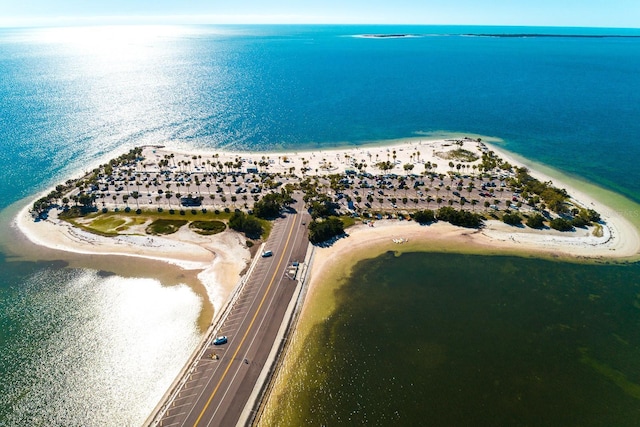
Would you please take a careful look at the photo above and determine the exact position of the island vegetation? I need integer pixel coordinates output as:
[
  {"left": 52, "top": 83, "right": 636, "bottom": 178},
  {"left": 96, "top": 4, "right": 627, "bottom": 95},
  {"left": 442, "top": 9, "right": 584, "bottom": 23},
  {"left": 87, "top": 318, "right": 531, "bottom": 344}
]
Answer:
[{"left": 29, "top": 138, "right": 604, "bottom": 246}]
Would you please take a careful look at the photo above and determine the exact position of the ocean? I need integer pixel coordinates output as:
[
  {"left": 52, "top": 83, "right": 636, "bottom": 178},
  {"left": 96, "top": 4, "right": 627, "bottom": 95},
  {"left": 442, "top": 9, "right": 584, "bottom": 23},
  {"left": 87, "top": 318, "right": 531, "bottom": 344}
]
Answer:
[{"left": 1, "top": 24, "right": 639, "bottom": 425}]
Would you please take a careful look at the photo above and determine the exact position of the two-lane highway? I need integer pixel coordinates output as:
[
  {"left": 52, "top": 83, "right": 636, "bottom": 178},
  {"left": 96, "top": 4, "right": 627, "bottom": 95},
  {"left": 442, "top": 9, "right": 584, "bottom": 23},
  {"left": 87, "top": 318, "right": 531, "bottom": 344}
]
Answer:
[{"left": 153, "top": 203, "right": 310, "bottom": 427}]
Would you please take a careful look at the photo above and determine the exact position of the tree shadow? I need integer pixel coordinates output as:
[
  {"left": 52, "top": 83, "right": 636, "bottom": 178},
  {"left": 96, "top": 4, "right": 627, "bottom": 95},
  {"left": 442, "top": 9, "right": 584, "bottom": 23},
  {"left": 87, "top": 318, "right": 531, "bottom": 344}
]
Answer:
[{"left": 313, "top": 232, "right": 350, "bottom": 248}]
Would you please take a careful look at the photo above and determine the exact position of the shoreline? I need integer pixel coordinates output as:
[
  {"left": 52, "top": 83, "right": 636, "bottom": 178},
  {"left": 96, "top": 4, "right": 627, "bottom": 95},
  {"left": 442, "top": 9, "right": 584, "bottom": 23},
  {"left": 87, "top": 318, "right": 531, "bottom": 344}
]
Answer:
[
  {"left": 11, "top": 135, "right": 640, "bottom": 425},
  {"left": 301, "top": 214, "right": 640, "bottom": 350},
  {"left": 12, "top": 201, "right": 251, "bottom": 331},
  {"left": 17, "top": 134, "right": 640, "bottom": 256},
  {"left": 256, "top": 152, "right": 640, "bottom": 424},
  {"left": 11, "top": 134, "right": 640, "bottom": 324}
]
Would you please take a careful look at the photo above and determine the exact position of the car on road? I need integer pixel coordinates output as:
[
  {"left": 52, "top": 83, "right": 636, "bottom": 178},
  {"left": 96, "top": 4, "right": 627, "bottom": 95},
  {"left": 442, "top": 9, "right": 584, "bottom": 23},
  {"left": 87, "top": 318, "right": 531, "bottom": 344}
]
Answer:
[
  {"left": 262, "top": 250, "right": 273, "bottom": 257},
  {"left": 213, "top": 336, "right": 228, "bottom": 345}
]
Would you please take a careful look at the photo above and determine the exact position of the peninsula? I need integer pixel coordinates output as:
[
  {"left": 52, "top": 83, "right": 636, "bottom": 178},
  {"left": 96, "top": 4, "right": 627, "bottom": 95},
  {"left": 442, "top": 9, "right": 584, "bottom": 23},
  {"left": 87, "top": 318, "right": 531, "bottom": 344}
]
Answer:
[
  {"left": 19, "top": 137, "right": 639, "bottom": 275},
  {"left": 16, "top": 136, "right": 640, "bottom": 322},
  {"left": 15, "top": 136, "right": 640, "bottom": 425},
  {"left": 11, "top": 138, "right": 638, "bottom": 321}
]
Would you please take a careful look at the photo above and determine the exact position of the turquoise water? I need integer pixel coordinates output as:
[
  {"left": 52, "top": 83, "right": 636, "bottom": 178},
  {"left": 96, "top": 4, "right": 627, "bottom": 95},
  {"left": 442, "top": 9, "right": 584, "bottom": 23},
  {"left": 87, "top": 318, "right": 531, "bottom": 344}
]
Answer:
[
  {"left": 271, "top": 253, "right": 640, "bottom": 426},
  {"left": 1, "top": 25, "right": 640, "bottom": 424},
  {"left": 1, "top": 25, "right": 640, "bottom": 206}
]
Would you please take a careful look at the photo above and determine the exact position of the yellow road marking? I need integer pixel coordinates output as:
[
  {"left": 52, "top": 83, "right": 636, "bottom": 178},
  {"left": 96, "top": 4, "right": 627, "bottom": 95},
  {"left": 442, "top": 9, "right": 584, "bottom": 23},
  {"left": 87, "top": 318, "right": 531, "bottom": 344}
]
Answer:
[{"left": 193, "top": 216, "right": 297, "bottom": 426}]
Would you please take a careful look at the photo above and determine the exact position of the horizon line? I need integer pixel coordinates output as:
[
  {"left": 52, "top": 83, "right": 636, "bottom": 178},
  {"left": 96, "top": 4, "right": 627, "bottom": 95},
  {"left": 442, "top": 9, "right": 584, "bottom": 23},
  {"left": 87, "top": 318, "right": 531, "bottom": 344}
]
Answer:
[{"left": 0, "top": 15, "right": 638, "bottom": 30}]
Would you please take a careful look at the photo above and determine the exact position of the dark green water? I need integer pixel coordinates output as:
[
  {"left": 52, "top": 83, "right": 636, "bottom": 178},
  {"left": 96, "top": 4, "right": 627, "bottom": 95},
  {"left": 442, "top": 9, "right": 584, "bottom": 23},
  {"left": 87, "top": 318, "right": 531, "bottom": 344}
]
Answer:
[{"left": 274, "top": 253, "right": 640, "bottom": 426}]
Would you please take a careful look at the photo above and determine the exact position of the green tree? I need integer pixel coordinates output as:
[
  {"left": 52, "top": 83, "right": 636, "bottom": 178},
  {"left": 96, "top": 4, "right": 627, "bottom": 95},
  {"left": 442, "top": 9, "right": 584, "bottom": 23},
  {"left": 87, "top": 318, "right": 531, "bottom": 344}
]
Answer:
[
  {"left": 525, "top": 213, "right": 545, "bottom": 229},
  {"left": 78, "top": 193, "right": 96, "bottom": 208},
  {"left": 437, "top": 206, "right": 483, "bottom": 228},
  {"left": 502, "top": 212, "right": 522, "bottom": 226},
  {"left": 228, "top": 211, "right": 263, "bottom": 239},
  {"left": 413, "top": 210, "right": 436, "bottom": 224},
  {"left": 550, "top": 217, "right": 573, "bottom": 231},
  {"left": 253, "top": 191, "right": 293, "bottom": 219},
  {"left": 308, "top": 217, "right": 345, "bottom": 244}
]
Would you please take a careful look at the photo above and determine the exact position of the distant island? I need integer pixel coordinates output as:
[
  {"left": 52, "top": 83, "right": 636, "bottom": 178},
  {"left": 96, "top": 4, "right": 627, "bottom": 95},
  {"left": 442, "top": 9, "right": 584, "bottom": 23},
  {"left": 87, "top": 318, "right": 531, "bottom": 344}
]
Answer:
[
  {"left": 357, "top": 33, "right": 640, "bottom": 39},
  {"left": 357, "top": 34, "right": 419, "bottom": 39},
  {"left": 464, "top": 33, "right": 640, "bottom": 38}
]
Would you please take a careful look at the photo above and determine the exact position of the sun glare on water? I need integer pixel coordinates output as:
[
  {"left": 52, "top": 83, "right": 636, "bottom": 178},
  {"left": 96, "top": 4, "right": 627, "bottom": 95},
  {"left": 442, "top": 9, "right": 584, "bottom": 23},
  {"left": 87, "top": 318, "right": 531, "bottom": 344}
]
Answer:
[{"left": 31, "top": 25, "right": 192, "bottom": 57}]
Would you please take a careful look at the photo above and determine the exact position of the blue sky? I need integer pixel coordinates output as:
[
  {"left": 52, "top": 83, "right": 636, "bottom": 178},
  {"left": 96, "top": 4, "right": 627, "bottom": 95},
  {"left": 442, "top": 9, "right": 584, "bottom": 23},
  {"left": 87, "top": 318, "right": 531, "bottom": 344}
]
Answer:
[{"left": 1, "top": 0, "right": 638, "bottom": 28}]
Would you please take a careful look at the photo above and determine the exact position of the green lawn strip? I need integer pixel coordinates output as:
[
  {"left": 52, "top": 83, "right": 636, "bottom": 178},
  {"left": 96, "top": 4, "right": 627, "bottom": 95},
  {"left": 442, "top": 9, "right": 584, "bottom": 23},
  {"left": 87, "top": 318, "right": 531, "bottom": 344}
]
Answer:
[
  {"left": 338, "top": 215, "right": 358, "bottom": 229},
  {"left": 89, "top": 217, "right": 127, "bottom": 233},
  {"left": 59, "top": 207, "right": 277, "bottom": 240},
  {"left": 189, "top": 220, "right": 227, "bottom": 235},
  {"left": 146, "top": 219, "right": 188, "bottom": 235},
  {"left": 449, "top": 148, "right": 479, "bottom": 162},
  {"left": 66, "top": 219, "right": 119, "bottom": 237}
]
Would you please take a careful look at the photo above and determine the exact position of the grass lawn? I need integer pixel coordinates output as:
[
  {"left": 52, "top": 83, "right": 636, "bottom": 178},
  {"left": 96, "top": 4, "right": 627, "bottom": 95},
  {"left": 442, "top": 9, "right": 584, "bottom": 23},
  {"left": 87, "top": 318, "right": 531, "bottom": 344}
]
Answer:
[
  {"left": 146, "top": 219, "right": 188, "bottom": 235},
  {"left": 89, "top": 217, "right": 127, "bottom": 233},
  {"left": 189, "top": 220, "right": 227, "bottom": 235},
  {"left": 62, "top": 208, "right": 275, "bottom": 241}
]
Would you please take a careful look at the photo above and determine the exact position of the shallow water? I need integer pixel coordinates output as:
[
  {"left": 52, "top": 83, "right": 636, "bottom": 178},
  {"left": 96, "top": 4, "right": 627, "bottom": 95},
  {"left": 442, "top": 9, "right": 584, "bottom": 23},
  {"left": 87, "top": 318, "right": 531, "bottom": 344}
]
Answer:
[
  {"left": 0, "top": 258, "right": 201, "bottom": 426},
  {"left": 264, "top": 252, "right": 640, "bottom": 426}
]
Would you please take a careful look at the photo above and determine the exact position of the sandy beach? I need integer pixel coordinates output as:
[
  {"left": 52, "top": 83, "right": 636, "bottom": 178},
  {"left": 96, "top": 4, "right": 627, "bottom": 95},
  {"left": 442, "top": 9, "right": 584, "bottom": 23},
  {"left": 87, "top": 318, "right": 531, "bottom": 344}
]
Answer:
[
  {"left": 15, "top": 136, "right": 640, "bottom": 322},
  {"left": 15, "top": 203, "right": 251, "bottom": 318}
]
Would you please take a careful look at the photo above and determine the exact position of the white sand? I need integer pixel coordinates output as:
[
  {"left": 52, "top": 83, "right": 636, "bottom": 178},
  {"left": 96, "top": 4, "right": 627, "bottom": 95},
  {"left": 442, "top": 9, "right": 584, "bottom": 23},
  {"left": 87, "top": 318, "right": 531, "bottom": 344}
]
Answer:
[
  {"left": 157, "top": 137, "right": 637, "bottom": 259},
  {"left": 483, "top": 141, "right": 640, "bottom": 258},
  {"left": 15, "top": 136, "right": 640, "bottom": 312},
  {"left": 15, "top": 204, "right": 251, "bottom": 311}
]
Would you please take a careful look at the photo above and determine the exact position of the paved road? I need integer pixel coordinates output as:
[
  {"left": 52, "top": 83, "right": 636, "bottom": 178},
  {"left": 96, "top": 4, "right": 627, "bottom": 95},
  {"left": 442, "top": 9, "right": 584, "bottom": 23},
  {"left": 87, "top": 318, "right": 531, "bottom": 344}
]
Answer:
[{"left": 153, "top": 202, "right": 310, "bottom": 427}]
